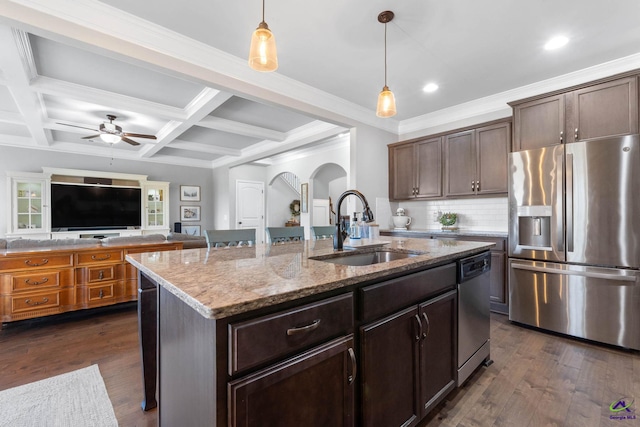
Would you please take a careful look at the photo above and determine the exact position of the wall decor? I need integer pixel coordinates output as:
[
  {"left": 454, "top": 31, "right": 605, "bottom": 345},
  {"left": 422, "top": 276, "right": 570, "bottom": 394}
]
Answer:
[
  {"left": 180, "top": 185, "right": 201, "bottom": 201},
  {"left": 182, "top": 225, "right": 201, "bottom": 236},
  {"left": 301, "top": 183, "right": 308, "bottom": 213},
  {"left": 180, "top": 205, "right": 201, "bottom": 221}
]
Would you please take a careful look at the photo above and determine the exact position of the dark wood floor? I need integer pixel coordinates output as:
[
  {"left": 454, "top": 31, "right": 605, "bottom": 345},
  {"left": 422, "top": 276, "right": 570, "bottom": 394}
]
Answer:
[{"left": 1, "top": 306, "right": 638, "bottom": 427}]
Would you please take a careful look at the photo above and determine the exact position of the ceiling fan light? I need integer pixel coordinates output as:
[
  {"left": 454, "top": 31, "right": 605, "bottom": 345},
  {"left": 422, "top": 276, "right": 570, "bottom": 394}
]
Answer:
[
  {"left": 249, "top": 22, "right": 278, "bottom": 72},
  {"left": 376, "top": 86, "right": 397, "bottom": 118},
  {"left": 100, "top": 133, "right": 122, "bottom": 144}
]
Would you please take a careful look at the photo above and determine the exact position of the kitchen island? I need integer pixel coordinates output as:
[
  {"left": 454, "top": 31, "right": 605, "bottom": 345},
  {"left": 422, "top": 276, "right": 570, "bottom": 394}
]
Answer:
[{"left": 127, "top": 236, "right": 494, "bottom": 427}]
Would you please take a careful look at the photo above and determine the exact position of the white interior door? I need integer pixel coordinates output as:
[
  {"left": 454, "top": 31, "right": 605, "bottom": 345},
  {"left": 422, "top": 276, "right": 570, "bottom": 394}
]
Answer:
[
  {"left": 236, "top": 180, "right": 265, "bottom": 244},
  {"left": 312, "top": 199, "right": 331, "bottom": 226}
]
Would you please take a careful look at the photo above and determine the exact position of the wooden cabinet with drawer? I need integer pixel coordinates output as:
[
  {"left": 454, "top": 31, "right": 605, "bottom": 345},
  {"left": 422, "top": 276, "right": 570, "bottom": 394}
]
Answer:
[
  {"left": 224, "top": 293, "right": 356, "bottom": 427},
  {"left": 0, "top": 241, "right": 182, "bottom": 323},
  {"left": 360, "top": 264, "right": 457, "bottom": 426},
  {"left": 75, "top": 248, "right": 125, "bottom": 309},
  {"left": 0, "top": 266, "right": 75, "bottom": 322}
]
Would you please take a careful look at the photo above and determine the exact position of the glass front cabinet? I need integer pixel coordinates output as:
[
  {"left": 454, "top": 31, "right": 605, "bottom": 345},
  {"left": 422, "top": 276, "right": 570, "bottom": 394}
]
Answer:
[
  {"left": 8, "top": 172, "right": 50, "bottom": 238},
  {"left": 143, "top": 182, "right": 170, "bottom": 233}
]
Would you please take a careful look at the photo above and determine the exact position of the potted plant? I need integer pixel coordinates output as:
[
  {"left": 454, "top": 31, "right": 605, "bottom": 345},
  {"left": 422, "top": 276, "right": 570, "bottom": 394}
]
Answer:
[{"left": 439, "top": 212, "right": 458, "bottom": 231}]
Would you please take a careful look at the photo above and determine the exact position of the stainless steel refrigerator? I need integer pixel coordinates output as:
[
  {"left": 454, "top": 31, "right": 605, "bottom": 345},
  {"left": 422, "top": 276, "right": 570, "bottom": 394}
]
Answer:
[{"left": 508, "top": 134, "right": 640, "bottom": 350}]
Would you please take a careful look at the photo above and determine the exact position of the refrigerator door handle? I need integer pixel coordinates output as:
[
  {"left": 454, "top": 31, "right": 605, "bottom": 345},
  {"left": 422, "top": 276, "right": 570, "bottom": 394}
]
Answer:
[
  {"left": 566, "top": 153, "right": 574, "bottom": 252},
  {"left": 556, "top": 153, "right": 565, "bottom": 252},
  {"left": 511, "top": 262, "right": 637, "bottom": 282}
]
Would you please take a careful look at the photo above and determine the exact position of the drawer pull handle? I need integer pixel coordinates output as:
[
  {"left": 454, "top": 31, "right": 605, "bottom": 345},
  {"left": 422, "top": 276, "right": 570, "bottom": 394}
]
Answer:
[
  {"left": 286, "top": 319, "right": 321, "bottom": 336},
  {"left": 25, "top": 278, "right": 49, "bottom": 286},
  {"left": 25, "top": 297, "right": 49, "bottom": 306},
  {"left": 99, "top": 270, "right": 104, "bottom": 280},
  {"left": 347, "top": 347, "right": 357, "bottom": 384},
  {"left": 99, "top": 289, "right": 104, "bottom": 298},
  {"left": 92, "top": 254, "right": 111, "bottom": 261},
  {"left": 25, "top": 259, "right": 48, "bottom": 267}
]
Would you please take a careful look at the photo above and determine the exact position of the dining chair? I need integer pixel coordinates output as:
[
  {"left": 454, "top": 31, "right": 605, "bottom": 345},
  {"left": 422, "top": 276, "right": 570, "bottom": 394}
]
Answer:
[
  {"left": 204, "top": 229, "right": 256, "bottom": 249},
  {"left": 266, "top": 226, "right": 305, "bottom": 244},
  {"left": 311, "top": 225, "right": 336, "bottom": 240}
]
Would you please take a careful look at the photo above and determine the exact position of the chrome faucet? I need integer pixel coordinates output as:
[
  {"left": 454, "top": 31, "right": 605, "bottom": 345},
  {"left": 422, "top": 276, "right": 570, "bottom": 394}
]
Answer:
[{"left": 334, "top": 190, "right": 374, "bottom": 250}]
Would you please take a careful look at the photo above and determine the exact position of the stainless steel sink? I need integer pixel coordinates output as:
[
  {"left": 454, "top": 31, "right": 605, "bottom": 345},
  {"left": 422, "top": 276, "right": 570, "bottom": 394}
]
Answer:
[{"left": 312, "top": 250, "right": 420, "bottom": 266}]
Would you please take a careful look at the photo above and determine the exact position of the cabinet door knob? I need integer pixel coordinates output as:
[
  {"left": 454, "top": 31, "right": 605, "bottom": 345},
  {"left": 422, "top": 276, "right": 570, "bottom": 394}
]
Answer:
[
  {"left": 560, "top": 131, "right": 564, "bottom": 143},
  {"left": 476, "top": 180, "right": 480, "bottom": 192},
  {"left": 471, "top": 181, "right": 475, "bottom": 191},
  {"left": 574, "top": 128, "right": 579, "bottom": 140}
]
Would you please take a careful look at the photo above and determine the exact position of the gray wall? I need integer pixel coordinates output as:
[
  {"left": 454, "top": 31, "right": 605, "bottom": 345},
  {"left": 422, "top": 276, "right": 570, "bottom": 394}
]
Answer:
[{"left": 0, "top": 146, "right": 214, "bottom": 237}]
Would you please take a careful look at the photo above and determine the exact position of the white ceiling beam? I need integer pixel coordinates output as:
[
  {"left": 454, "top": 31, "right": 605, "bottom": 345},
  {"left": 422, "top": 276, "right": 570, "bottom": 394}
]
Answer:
[
  {"left": 196, "top": 116, "right": 286, "bottom": 142},
  {"left": 167, "top": 139, "right": 241, "bottom": 156},
  {"left": 0, "top": 27, "right": 51, "bottom": 146},
  {"left": 216, "top": 121, "right": 346, "bottom": 168},
  {"left": 0, "top": 110, "right": 25, "bottom": 125},
  {"left": 31, "top": 76, "right": 188, "bottom": 121},
  {"left": 140, "top": 88, "right": 233, "bottom": 158}
]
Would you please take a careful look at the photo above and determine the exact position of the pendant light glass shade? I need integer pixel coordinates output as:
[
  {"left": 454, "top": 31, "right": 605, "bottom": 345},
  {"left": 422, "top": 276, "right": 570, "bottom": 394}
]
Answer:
[
  {"left": 376, "top": 11, "right": 396, "bottom": 118},
  {"left": 376, "top": 85, "right": 397, "bottom": 118},
  {"left": 249, "top": 21, "right": 278, "bottom": 72}
]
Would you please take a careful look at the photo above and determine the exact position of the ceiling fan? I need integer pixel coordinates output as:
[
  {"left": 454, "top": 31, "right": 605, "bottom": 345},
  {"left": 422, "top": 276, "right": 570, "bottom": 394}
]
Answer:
[{"left": 57, "top": 114, "right": 157, "bottom": 146}]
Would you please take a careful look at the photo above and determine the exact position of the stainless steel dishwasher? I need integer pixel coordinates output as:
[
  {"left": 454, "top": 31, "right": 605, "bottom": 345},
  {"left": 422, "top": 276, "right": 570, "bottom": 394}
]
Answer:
[{"left": 457, "top": 251, "right": 492, "bottom": 386}]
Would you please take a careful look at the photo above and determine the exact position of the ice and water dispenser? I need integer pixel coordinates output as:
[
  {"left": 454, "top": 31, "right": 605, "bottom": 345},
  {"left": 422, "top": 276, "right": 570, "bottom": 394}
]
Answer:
[{"left": 516, "top": 205, "right": 552, "bottom": 249}]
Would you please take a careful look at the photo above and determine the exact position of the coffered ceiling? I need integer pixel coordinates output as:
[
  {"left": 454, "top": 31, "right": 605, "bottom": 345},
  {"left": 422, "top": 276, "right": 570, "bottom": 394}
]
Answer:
[{"left": 1, "top": 0, "right": 640, "bottom": 168}]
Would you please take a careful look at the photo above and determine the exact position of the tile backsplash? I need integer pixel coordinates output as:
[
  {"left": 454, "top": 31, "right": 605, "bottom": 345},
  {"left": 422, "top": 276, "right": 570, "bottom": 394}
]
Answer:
[{"left": 378, "top": 197, "right": 508, "bottom": 232}]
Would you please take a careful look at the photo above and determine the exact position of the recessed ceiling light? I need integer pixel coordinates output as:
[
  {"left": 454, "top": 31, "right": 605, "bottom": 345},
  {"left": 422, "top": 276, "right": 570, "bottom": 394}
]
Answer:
[
  {"left": 544, "top": 35, "right": 569, "bottom": 50},
  {"left": 423, "top": 83, "right": 439, "bottom": 93}
]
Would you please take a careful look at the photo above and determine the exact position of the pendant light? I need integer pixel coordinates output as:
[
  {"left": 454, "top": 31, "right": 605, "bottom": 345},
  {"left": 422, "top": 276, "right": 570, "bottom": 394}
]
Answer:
[
  {"left": 248, "top": 0, "right": 278, "bottom": 72},
  {"left": 376, "top": 11, "right": 396, "bottom": 118}
]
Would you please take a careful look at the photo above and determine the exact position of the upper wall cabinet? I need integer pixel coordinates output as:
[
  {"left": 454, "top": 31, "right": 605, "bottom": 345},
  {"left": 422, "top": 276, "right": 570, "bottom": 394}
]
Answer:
[
  {"left": 389, "top": 137, "right": 442, "bottom": 201},
  {"left": 143, "top": 182, "right": 170, "bottom": 233},
  {"left": 444, "top": 122, "right": 511, "bottom": 197},
  {"left": 7, "top": 172, "right": 50, "bottom": 238},
  {"left": 512, "top": 75, "right": 638, "bottom": 151}
]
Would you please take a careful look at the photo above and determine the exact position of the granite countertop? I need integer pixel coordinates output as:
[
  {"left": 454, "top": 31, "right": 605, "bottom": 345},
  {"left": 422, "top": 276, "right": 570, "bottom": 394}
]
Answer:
[
  {"left": 126, "top": 236, "right": 494, "bottom": 320},
  {"left": 381, "top": 229, "right": 508, "bottom": 238}
]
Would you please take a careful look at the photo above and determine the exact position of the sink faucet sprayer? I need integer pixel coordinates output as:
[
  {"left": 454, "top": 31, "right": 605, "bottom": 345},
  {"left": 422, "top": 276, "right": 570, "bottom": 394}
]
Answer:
[{"left": 334, "top": 190, "right": 374, "bottom": 251}]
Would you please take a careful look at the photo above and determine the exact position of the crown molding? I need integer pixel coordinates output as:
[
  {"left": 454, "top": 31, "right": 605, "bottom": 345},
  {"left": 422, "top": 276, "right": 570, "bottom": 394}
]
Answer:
[{"left": 400, "top": 51, "right": 640, "bottom": 136}]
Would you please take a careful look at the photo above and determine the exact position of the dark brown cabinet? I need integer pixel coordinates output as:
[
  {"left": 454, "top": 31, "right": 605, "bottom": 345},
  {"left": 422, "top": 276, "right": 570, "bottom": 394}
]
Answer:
[
  {"left": 361, "top": 306, "right": 421, "bottom": 427},
  {"left": 360, "top": 264, "right": 457, "bottom": 427},
  {"left": 512, "top": 75, "right": 638, "bottom": 151},
  {"left": 381, "top": 231, "right": 509, "bottom": 315},
  {"left": 512, "top": 94, "right": 565, "bottom": 151},
  {"left": 418, "top": 291, "right": 457, "bottom": 415},
  {"left": 228, "top": 336, "right": 356, "bottom": 427},
  {"left": 444, "top": 122, "right": 510, "bottom": 197},
  {"left": 389, "top": 137, "right": 442, "bottom": 200}
]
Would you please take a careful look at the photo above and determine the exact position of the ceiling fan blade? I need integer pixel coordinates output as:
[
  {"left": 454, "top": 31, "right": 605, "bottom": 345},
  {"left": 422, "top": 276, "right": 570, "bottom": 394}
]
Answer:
[
  {"left": 57, "top": 122, "right": 99, "bottom": 132},
  {"left": 123, "top": 132, "right": 157, "bottom": 140},
  {"left": 121, "top": 136, "right": 141, "bottom": 146},
  {"left": 81, "top": 134, "right": 102, "bottom": 140}
]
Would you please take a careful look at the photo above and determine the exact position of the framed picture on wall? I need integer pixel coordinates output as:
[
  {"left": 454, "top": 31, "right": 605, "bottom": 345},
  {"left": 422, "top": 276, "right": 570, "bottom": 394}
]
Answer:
[
  {"left": 301, "top": 183, "right": 308, "bottom": 213},
  {"left": 180, "top": 205, "right": 201, "bottom": 221},
  {"left": 180, "top": 185, "right": 201, "bottom": 201},
  {"left": 182, "top": 225, "right": 201, "bottom": 236}
]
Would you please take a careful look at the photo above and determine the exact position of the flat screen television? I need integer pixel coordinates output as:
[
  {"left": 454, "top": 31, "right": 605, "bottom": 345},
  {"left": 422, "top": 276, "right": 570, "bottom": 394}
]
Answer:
[{"left": 51, "top": 183, "right": 142, "bottom": 230}]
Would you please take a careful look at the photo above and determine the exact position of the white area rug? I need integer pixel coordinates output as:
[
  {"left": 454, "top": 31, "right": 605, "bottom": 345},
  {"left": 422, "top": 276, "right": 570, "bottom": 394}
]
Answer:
[{"left": 0, "top": 364, "right": 118, "bottom": 427}]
